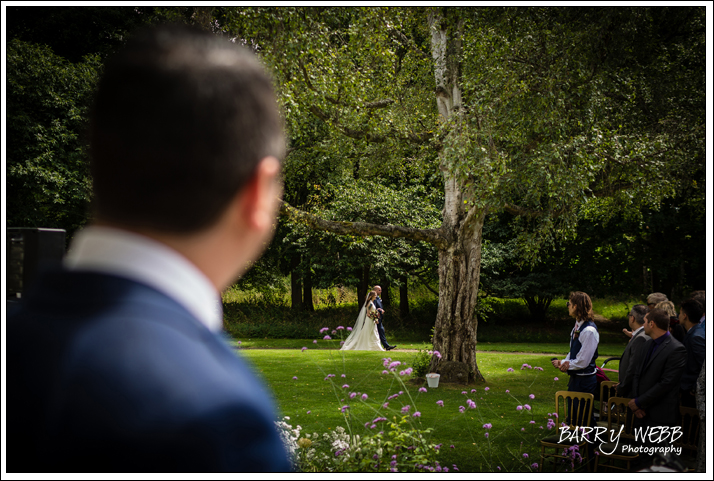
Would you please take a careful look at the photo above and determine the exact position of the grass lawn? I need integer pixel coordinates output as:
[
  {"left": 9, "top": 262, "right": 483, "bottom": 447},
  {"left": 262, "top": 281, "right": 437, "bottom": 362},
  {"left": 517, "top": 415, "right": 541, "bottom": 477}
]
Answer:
[{"left": 238, "top": 341, "right": 626, "bottom": 472}]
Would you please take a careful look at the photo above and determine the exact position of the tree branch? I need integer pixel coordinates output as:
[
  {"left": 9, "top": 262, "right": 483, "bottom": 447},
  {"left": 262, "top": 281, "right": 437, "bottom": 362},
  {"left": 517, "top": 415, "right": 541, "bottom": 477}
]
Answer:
[
  {"left": 308, "top": 105, "right": 432, "bottom": 144},
  {"left": 280, "top": 201, "right": 447, "bottom": 249}
]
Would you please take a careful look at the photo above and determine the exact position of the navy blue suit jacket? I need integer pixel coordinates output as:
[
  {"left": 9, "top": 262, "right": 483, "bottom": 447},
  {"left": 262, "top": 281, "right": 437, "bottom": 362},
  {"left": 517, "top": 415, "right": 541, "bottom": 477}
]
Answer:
[
  {"left": 374, "top": 296, "right": 384, "bottom": 323},
  {"left": 681, "top": 323, "right": 706, "bottom": 391},
  {"left": 7, "top": 269, "right": 290, "bottom": 472}
]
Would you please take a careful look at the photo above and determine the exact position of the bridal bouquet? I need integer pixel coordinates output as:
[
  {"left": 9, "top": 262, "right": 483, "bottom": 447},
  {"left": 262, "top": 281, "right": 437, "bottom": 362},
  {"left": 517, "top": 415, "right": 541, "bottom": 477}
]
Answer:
[{"left": 368, "top": 310, "right": 380, "bottom": 323}]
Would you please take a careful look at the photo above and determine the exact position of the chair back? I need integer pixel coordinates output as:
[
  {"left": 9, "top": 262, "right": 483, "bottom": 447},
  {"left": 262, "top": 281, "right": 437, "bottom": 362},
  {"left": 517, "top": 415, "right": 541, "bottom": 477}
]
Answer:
[
  {"left": 599, "top": 380, "right": 617, "bottom": 402},
  {"left": 604, "top": 397, "right": 636, "bottom": 440},
  {"left": 555, "top": 391, "right": 594, "bottom": 429},
  {"left": 676, "top": 406, "right": 700, "bottom": 453}
]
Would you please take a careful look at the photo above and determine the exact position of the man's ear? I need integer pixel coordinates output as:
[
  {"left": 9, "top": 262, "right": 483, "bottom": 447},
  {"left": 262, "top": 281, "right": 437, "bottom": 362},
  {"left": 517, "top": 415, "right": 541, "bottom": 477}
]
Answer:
[{"left": 238, "top": 156, "right": 282, "bottom": 232}]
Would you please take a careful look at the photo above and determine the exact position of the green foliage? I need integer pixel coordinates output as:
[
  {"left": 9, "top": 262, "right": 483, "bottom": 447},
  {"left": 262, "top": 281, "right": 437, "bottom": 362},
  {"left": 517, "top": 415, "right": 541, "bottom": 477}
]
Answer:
[
  {"left": 409, "top": 350, "right": 432, "bottom": 378},
  {"left": 6, "top": 39, "right": 102, "bottom": 236}
]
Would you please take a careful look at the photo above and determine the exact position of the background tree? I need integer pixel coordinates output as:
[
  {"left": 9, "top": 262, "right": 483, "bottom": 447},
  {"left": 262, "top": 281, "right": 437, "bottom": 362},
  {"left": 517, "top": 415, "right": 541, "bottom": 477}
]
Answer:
[{"left": 225, "top": 6, "right": 704, "bottom": 381}]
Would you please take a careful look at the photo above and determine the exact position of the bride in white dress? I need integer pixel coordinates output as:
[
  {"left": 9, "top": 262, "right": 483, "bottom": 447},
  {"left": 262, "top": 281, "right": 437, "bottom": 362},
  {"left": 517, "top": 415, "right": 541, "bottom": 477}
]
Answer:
[{"left": 341, "top": 290, "right": 384, "bottom": 351}]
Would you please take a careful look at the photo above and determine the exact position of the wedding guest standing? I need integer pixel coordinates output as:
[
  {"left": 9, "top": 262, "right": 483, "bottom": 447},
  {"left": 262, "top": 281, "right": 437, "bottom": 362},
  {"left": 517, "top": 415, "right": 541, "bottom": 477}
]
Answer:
[
  {"left": 616, "top": 304, "right": 650, "bottom": 397},
  {"left": 679, "top": 298, "right": 705, "bottom": 407},
  {"left": 551, "top": 291, "right": 600, "bottom": 425},
  {"left": 7, "top": 25, "right": 290, "bottom": 472}
]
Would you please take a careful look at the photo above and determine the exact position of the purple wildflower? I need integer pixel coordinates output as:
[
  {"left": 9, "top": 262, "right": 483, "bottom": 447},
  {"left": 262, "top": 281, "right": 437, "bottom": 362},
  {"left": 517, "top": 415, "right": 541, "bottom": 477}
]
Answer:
[
  {"left": 301, "top": 347, "right": 307, "bottom": 351},
  {"left": 517, "top": 405, "right": 523, "bottom": 411},
  {"left": 382, "top": 370, "right": 388, "bottom": 375},
  {"left": 506, "top": 390, "right": 510, "bottom": 393},
  {"left": 507, "top": 367, "right": 514, "bottom": 372},
  {"left": 413, "top": 411, "right": 421, "bottom": 418},
  {"left": 319, "top": 327, "right": 329, "bottom": 334},
  {"left": 554, "top": 376, "right": 559, "bottom": 381},
  {"left": 401, "top": 405, "right": 411, "bottom": 413},
  {"left": 436, "top": 400, "right": 444, "bottom": 407},
  {"left": 459, "top": 406, "right": 466, "bottom": 413},
  {"left": 523, "top": 453, "right": 529, "bottom": 458},
  {"left": 342, "top": 384, "right": 349, "bottom": 389},
  {"left": 341, "top": 405, "right": 349, "bottom": 412},
  {"left": 347, "top": 327, "right": 352, "bottom": 331},
  {"left": 362, "top": 394, "right": 368, "bottom": 400},
  {"left": 525, "top": 404, "right": 531, "bottom": 411},
  {"left": 382, "top": 402, "right": 389, "bottom": 408},
  {"left": 485, "top": 432, "right": 489, "bottom": 438},
  {"left": 336, "top": 326, "right": 344, "bottom": 330},
  {"left": 419, "top": 387, "right": 427, "bottom": 393},
  {"left": 529, "top": 394, "right": 535, "bottom": 399},
  {"left": 323, "top": 335, "right": 331, "bottom": 340},
  {"left": 531, "top": 462, "right": 538, "bottom": 469},
  {"left": 349, "top": 392, "right": 357, "bottom": 399},
  {"left": 341, "top": 374, "right": 346, "bottom": 378},
  {"left": 483, "top": 423, "right": 492, "bottom": 429},
  {"left": 306, "top": 411, "right": 311, "bottom": 414},
  {"left": 292, "top": 376, "right": 298, "bottom": 380}
]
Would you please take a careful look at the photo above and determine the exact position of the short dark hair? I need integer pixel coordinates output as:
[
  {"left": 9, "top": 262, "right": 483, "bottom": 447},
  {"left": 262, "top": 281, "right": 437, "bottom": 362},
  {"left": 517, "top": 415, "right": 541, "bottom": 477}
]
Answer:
[
  {"left": 629, "top": 304, "right": 648, "bottom": 325},
  {"left": 569, "top": 291, "right": 594, "bottom": 321},
  {"left": 680, "top": 298, "right": 704, "bottom": 324},
  {"left": 690, "top": 290, "right": 705, "bottom": 311},
  {"left": 646, "top": 308, "right": 670, "bottom": 331},
  {"left": 90, "top": 24, "right": 285, "bottom": 233}
]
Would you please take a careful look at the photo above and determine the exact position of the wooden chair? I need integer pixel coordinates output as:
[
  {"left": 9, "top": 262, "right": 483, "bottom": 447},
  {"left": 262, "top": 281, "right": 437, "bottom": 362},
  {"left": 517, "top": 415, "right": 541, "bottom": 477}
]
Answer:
[
  {"left": 593, "top": 396, "right": 638, "bottom": 472},
  {"left": 595, "top": 381, "right": 618, "bottom": 427},
  {"left": 539, "top": 391, "right": 594, "bottom": 472},
  {"left": 675, "top": 405, "right": 700, "bottom": 471}
]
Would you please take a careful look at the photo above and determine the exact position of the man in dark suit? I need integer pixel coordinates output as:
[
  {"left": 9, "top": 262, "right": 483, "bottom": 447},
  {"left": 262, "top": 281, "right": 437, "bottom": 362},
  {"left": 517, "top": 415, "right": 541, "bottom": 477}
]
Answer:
[
  {"left": 616, "top": 304, "right": 650, "bottom": 398},
  {"left": 628, "top": 309, "right": 687, "bottom": 460},
  {"left": 679, "top": 298, "right": 705, "bottom": 407},
  {"left": 7, "top": 25, "right": 290, "bottom": 472},
  {"left": 373, "top": 285, "right": 396, "bottom": 351}
]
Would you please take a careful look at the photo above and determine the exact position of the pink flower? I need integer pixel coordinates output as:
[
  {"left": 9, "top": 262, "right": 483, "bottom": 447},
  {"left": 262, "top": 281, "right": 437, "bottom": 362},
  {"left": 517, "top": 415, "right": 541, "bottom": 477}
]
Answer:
[
  {"left": 332, "top": 330, "right": 337, "bottom": 335},
  {"left": 301, "top": 347, "right": 307, "bottom": 351},
  {"left": 370, "top": 424, "right": 376, "bottom": 429},
  {"left": 340, "top": 341, "right": 345, "bottom": 345},
  {"left": 523, "top": 453, "right": 529, "bottom": 458},
  {"left": 507, "top": 368, "right": 514, "bottom": 372},
  {"left": 401, "top": 405, "right": 411, "bottom": 413},
  {"left": 292, "top": 376, "right": 297, "bottom": 380},
  {"left": 459, "top": 406, "right": 466, "bottom": 413},
  {"left": 524, "top": 404, "right": 531, "bottom": 411},
  {"left": 405, "top": 367, "right": 413, "bottom": 375},
  {"left": 531, "top": 462, "right": 538, "bottom": 469},
  {"left": 517, "top": 405, "right": 523, "bottom": 411},
  {"left": 336, "top": 326, "right": 344, "bottom": 330},
  {"left": 461, "top": 391, "right": 467, "bottom": 395},
  {"left": 413, "top": 411, "right": 421, "bottom": 417},
  {"left": 237, "top": 341, "right": 242, "bottom": 345},
  {"left": 342, "top": 384, "right": 349, "bottom": 389},
  {"left": 347, "top": 327, "right": 352, "bottom": 331},
  {"left": 436, "top": 400, "right": 444, "bottom": 407},
  {"left": 382, "top": 370, "right": 389, "bottom": 375},
  {"left": 529, "top": 394, "right": 535, "bottom": 399},
  {"left": 313, "top": 340, "right": 318, "bottom": 344},
  {"left": 471, "top": 389, "right": 477, "bottom": 393},
  {"left": 382, "top": 402, "right": 389, "bottom": 408},
  {"left": 323, "top": 335, "right": 331, "bottom": 340},
  {"left": 505, "top": 390, "right": 510, "bottom": 393},
  {"left": 341, "top": 374, "right": 346, "bottom": 378},
  {"left": 341, "top": 405, "right": 349, "bottom": 412},
  {"left": 319, "top": 327, "right": 329, "bottom": 334},
  {"left": 554, "top": 377, "right": 559, "bottom": 381},
  {"left": 399, "top": 370, "right": 406, "bottom": 376},
  {"left": 418, "top": 387, "right": 427, "bottom": 393},
  {"left": 433, "top": 351, "right": 442, "bottom": 359},
  {"left": 306, "top": 411, "right": 311, "bottom": 414},
  {"left": 529, "top": 420, "right": 536, "bottom": 424},
  {"left": 362, "top": 394, "right": 368, "bottom": 400},
  {"left": 521, "top": 427, "right": 526, "bottom": 432},
  {"left": 485, "top": 387, "right": 490, "bottom": 391},
  {"left": 485, "top": 432, "right": 489, "bottom": 438},
  {"left": 482, "top": 423, "right": 492, "bottom": 429},
  {"left": 349, "top": 392, "right": 357, "bottom": 399}
]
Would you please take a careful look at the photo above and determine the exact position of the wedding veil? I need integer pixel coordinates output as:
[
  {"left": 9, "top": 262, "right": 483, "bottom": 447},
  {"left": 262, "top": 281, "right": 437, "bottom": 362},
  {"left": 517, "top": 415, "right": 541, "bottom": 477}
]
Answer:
[{"left": 341, "top": 304, "right": 368, "bottom": 350}]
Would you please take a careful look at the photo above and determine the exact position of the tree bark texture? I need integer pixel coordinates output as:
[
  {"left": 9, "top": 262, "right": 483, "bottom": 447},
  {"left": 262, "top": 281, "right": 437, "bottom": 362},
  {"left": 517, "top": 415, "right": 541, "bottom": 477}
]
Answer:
[{"left": 427, "top": 9, "right": 485, "bottom": 381}]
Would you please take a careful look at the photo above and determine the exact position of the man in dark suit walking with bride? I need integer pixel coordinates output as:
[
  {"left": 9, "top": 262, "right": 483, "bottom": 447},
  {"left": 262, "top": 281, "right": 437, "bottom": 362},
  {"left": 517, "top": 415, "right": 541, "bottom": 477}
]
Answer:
[{"left": 374, "top": 285, "right": 397, "bottom": 351}]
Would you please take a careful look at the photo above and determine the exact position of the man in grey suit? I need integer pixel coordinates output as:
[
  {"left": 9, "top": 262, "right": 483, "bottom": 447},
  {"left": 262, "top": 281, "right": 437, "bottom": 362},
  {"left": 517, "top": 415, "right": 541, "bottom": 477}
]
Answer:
[
  {"left": 628, "top": 309, "right": 686, "bottom": 462},
  {"left": 616, "top": 304, "right": 650, "bottom": 397}
]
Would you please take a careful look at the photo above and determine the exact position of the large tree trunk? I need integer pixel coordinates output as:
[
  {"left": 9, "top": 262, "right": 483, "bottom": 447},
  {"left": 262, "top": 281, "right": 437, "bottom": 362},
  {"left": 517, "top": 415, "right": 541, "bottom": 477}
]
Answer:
[{"left": 427, "top": 9, "right": 486, "bottom": 382}]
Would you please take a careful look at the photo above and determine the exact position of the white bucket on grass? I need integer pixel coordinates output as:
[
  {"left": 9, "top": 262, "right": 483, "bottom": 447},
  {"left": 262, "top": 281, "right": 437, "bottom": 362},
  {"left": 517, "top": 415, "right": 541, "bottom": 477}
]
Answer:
[{"left": 426, "top": 373, "right": 440, "bottom": 388}]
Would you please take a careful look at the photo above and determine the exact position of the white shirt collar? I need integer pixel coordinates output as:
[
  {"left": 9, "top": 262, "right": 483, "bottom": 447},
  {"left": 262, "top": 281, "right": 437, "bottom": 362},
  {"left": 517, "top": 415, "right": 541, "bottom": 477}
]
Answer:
[
  {"left": 632, "top": 325, "right": 645, "bottom": 337},
  {"left": 64, "top": 226, "right": 223, "bottom": 332}
]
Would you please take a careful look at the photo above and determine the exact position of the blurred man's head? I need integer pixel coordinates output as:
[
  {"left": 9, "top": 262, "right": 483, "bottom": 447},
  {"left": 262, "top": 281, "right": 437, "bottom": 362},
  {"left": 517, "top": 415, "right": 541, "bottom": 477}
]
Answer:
[
  {"left": 679, "top": 298, "right": 704, "bottom": 331},
  {"left": 90, "top": 24, "right": 285, "bottom": 234},
  {"left": 88, "top": 25, "right": 285, "bottom": 288}
]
